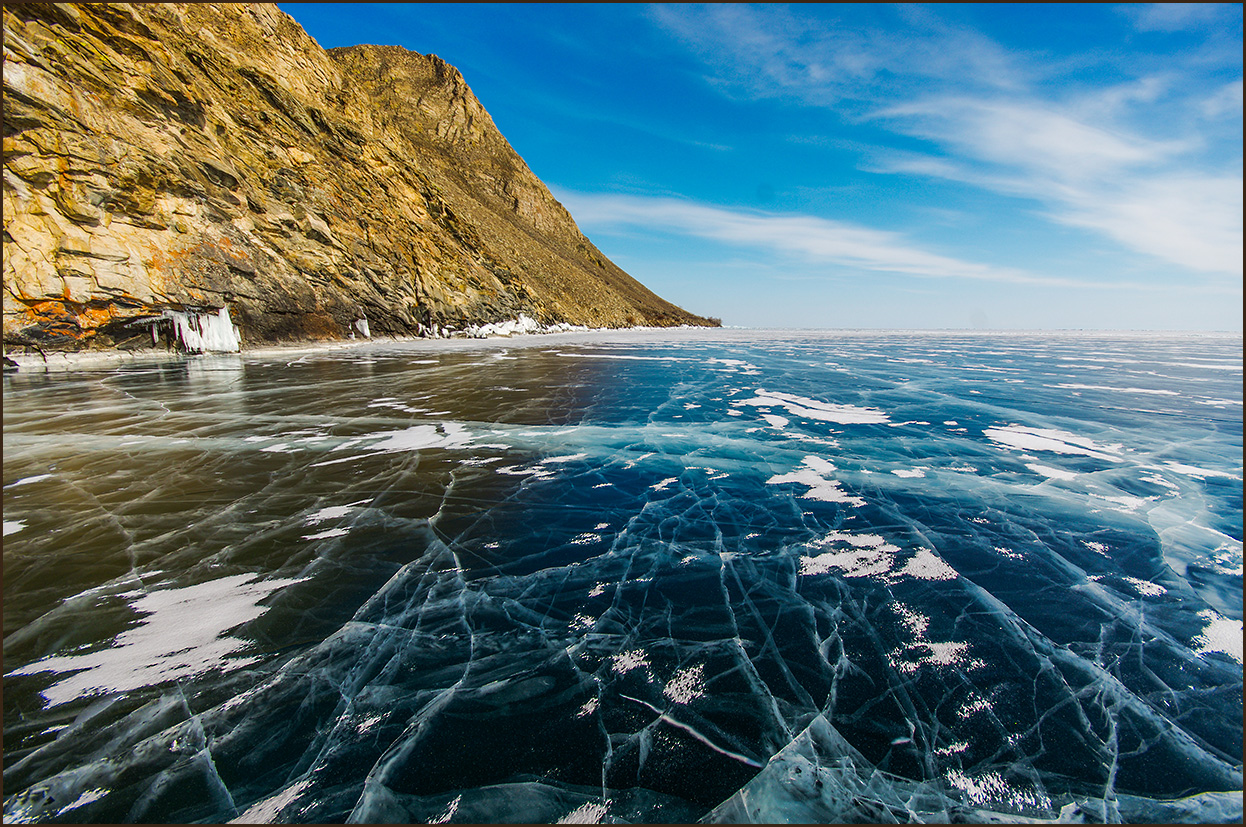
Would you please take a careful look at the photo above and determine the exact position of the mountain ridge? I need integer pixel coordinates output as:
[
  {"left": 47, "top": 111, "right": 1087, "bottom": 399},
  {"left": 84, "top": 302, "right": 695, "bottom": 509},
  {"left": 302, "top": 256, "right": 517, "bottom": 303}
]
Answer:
[{"left": 1, "top": 2, "right": 716, "bottom": 353}]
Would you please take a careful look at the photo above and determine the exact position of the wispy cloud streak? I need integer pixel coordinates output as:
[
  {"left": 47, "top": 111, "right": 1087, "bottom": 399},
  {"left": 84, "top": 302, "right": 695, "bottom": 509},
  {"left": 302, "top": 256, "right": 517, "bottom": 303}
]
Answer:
[
  {"left": 872, "top": 97, "right": 1243, "bottom": 276},
  {"left": 650, "top": 4, "right": 1244, "bottom": 279},
  {"left": 557, "top": 190, "right": 1147, "bottom": 290},
  {"left": 648, "top": 4, "right": 1024, "bottom": 105}
]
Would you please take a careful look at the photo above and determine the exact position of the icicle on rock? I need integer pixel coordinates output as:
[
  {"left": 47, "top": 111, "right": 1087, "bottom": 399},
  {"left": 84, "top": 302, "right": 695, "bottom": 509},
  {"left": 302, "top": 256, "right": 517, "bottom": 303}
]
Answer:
[{"left": 165, "top": 307, "right": 241, "bottom": 353}]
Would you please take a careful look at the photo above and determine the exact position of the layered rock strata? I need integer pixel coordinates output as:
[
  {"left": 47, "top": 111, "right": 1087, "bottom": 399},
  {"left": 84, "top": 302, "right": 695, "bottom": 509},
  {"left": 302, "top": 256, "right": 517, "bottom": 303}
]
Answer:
[{"left": 2, "top": 2, "right": 715, "bottom": 352}]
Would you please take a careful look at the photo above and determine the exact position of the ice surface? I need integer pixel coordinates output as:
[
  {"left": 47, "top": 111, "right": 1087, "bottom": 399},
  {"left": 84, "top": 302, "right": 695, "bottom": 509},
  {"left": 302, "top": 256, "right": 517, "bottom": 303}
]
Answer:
[{"left": 2, "top": 330, "right": 1241, "bottom": 823}]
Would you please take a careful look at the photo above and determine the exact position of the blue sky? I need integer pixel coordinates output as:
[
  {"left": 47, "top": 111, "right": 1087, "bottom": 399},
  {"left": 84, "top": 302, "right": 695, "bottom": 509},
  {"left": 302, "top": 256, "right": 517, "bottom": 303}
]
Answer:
[{"left": 280, "top": 3, "right": 1243, "bottom": 331}]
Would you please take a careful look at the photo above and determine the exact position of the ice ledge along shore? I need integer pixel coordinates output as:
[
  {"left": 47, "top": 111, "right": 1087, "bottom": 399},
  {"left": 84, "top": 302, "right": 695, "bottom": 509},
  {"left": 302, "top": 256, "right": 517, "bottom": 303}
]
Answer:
[{"left": 2, "top": 321, "right": 710, "bottom": 373}]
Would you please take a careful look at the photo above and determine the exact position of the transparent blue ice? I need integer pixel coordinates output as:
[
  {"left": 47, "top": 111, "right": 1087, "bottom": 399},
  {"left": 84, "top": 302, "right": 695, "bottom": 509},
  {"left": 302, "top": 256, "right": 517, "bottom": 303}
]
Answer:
[{"left": 3, "top": 329, "right": 1241, "bottom": 823}]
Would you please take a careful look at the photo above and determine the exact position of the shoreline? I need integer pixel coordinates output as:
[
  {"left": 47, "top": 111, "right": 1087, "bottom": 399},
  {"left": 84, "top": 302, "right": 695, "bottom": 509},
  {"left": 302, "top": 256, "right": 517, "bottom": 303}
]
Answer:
[
  {"left": 0, "top": 325, "right": 711, "bottom": 372},
  {"left": 4, "top": 326, "right": 1240, "bottom": 373}
]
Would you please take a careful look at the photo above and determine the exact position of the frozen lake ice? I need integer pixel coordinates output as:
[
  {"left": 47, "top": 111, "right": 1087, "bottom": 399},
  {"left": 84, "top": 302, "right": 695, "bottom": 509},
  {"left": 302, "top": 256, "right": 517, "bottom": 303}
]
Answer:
[{"left": 2, "top": 329, "right": 1241, "bottom": 823}]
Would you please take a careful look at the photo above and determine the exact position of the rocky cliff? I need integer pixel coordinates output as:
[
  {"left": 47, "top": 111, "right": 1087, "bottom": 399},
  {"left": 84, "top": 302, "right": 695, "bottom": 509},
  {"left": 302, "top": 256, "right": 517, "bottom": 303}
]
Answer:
[{"left": 2, "top": 2, "right": 716, "bottom": 352}]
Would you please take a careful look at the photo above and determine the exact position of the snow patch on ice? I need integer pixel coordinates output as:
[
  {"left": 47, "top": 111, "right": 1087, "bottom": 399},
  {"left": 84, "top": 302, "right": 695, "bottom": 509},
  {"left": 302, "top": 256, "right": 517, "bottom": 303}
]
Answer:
[
  {"left": 934, "top": 741, "right": 970, "bottom": 758},
  {"left": 5, "top": 474, "right": 52, "bottom": 487},
  {"left": 611, "top": 649, "right": 652, "bottom": 676},
  {"left": 799, "top": 532, "right": 899, "bottom": 578},
  {"left": 944, "top": 768, "right": 1051, "bottom": 811},
  {"left": 305, "top": 503, "right": 366, "bottom": 524},
  {"left": 1092, "top": 493, "right": 1154, "bottom": 511},
  {"left": 543, "top": 453, "right": 588, "bottom": 463},
  {"left": 53, "top": 788, "right": 109, "bottom": 818},
  {"left": 1193, "top": 610, "right": 1243, "bottom": 663},
  {"left": 890, "top": 602, "right": 980, "bottom": 675},
  {"left": 1171, "top": 362, "right": 1242, "bottom": 371},
  {"left": 984, "top": 424, "right": 1124, "bottom": 462},
  {"left": 896, "top": 548, "right": 958, "bottom": 581},
  {"left": 8, "top": 573, "right": 304, "bottom": 707},
  {"left": 367, "top": 423, "right": 472, "bottom": 453},
  {"left": 663, "top": 663, "right": 706, "bottom": 704},
  {"left": 1122, "top": 576, "right": 1165, "bottom": 597},
  {"left": 367, "top": 399, "right": 425, "bottom": 414},
  {"left": 1162, "top": 461, "right": 1240, "bottom": 480},
  {"left": 302, "top": 527, "right": 348, "bottom": 541},
  {"left": 312, "top": 423, "right": 473, "bottom": 466},
  {"left": 767, "top": 456, "right": 865, "bottom": 506},
  {"left": 736, "top": 389, "right": 890, "bottom": 424},
  {"left": 1026, "top": 463, "right": 1078, "bottom": 481},
  {"left": 229, "top": 778, "right": 315, "bottom": 824},
  {"left": 557, "top": 801, "right": 609, "bottom": 824},
  {"left": 429, "top": 794, "right": 463, "bottom": 824}
]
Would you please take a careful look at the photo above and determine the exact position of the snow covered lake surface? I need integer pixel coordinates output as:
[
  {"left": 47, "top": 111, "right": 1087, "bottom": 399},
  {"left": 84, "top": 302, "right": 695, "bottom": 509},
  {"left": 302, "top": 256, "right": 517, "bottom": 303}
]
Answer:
[{"left": 2, "top": 329, "right": 1241, "bottom": 823}]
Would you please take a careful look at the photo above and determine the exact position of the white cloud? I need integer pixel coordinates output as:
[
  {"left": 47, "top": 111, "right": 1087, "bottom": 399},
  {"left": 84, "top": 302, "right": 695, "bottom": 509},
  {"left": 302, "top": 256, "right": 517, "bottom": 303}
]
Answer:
[
  {"left": 1200, "top": 80, "right": 1244, "bottom": 119},
  {"left": 873, "top": 97, "right": 1243, "bottom": 276},
  {"left": 557, "top": 189, "right": 1145, "bottom": 290},
  {"left": 1124, "top": 3, "right": 1230, "bottom": 32},
  {"left": 651, "top": 6, "right": 1244, "bottom": 280},
  {"left": 647, "top": 4, "right": 1024, "bottom": 106},
  {"left": 1058, "top": 176, "right": 1242, "bottom": 275},
  {"left": 878, "top": 97, "right": 1186, "bottom": 177}
]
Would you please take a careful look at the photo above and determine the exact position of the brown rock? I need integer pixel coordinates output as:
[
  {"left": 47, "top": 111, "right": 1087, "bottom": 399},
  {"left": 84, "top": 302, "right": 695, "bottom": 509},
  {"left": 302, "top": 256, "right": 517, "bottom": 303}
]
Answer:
[{"left": 3, "top": 2, "right": 717, "bottom": 352}]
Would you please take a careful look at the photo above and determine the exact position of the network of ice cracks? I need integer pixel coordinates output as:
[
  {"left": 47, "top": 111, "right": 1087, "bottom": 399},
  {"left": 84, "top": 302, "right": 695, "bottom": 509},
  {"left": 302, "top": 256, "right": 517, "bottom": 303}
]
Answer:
[{"left": 2, "top": 330, "right": 1242, "bottom": 824}]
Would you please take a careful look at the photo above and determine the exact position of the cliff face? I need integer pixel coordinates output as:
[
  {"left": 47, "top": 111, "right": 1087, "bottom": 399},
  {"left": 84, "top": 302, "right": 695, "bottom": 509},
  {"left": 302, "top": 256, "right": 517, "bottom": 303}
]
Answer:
[{"left": 1, "top": 3, "right": 715, "bottom": 351}]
